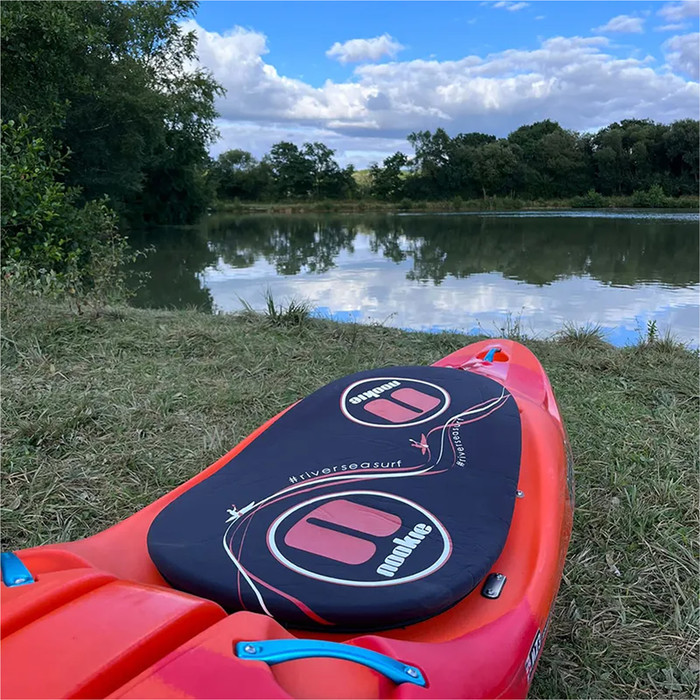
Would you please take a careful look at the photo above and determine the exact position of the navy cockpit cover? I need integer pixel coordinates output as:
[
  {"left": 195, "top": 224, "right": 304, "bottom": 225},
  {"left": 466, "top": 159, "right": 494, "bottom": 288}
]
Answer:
[{"left": 147, "top": 366, "right": 521, "bottom": 631}]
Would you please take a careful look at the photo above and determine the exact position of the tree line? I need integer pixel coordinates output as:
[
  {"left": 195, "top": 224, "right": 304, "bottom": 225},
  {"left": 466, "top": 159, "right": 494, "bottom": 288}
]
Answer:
[{"left": 213, "top": 119, "right": 699, "bottom": 203}]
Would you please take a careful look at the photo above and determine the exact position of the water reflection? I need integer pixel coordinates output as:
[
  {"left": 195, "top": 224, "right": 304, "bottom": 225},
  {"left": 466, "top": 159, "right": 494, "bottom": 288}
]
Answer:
[
  {"left": 127, "top": 212, "right": 700, "bottom": 346},
  {"left": 201, "top": 216, "right": 357, "bottom": 276},
  {"left": 128, "top": 226, "right": 217, "bottom": 312}
]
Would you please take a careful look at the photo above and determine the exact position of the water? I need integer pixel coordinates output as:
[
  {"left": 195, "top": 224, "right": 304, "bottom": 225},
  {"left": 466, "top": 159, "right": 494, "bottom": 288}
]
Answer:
[{"left": 127, "top": 210, "right": 700, "bottom": 347}]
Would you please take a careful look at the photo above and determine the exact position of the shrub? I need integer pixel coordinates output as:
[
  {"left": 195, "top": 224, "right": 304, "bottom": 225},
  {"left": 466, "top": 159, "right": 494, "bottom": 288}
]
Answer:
[
  {"left": 1, "top": 116, "right": 128, "bottom": 305},
  {"left": 570, "top": 189, "right": 606, "bottom": 208},
  {"left": 632, "top": 184, "right": 671, "bottom": 208}
]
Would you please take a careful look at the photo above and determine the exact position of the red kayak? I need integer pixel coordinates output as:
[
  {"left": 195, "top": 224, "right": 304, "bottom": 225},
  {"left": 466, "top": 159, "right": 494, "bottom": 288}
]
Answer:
[{"left": 1, "top": 339, "right": 573, "bottom": 699}]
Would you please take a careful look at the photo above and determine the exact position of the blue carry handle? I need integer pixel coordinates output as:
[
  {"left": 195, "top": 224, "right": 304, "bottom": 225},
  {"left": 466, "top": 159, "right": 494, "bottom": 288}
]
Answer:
[
  {"left": 483, "top": 347, "right": 501, "bottom": 363},
  {"left": 235, "top": 639, "right": 426, "bottom": 687},
  {"left": 1, "top": 552, "right": 34, "bottom": 587}
]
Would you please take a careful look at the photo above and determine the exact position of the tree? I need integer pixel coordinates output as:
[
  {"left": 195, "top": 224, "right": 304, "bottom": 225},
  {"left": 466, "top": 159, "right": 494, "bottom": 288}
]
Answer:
[
  {"left": 407, "top": 128, "right": 452, "bottom": 196},
  {"left": 1, "top": 0, "right": 224, "bottom": 224},
  {"left": 213, "top": 150, "right": 271, "bottom": 201},
  {"left": 264, "top": 142, "right": 315, "bottom": 199},
  {"left": 302, "top": 143, "right": 356, "bottom": 199},
  {"left": 450, "top": 132, "right": 498, "bottom": 198},
  {"left": 507, "top": 121, "right": 591, "bottom": 197},
  {"left": 589, "top": 119, "right": 673, "bottom": 195},
  {"left": 663, "top": 119, "right": 699, "bottom": 194},
  {"left": 472, "top": 141, "right": 523, "bottom": 197},
  {"left": 369, "top": 152, "right": 409, "bottom": 200},
  {"left": 406, "top": 129, "right": 497, "bottom": 198}
]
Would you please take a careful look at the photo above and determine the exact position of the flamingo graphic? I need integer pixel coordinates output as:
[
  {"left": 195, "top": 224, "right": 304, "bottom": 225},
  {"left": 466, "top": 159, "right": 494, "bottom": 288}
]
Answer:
[{"left": 410, "top": 434, "right": 430, "bottom": 455}]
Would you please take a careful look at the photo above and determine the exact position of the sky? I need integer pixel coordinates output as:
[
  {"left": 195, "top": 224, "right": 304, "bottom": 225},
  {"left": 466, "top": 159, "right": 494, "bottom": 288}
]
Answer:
[{"left": 187, "top": 0, "right": 700, "bottom": 168}]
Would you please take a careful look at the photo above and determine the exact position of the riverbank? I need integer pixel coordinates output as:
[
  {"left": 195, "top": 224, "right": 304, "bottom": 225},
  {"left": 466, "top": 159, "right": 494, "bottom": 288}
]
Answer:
[
  {"left": 1, "top": 293, "right": 698, "bottom": 699},
  {"left": 214, "top": 194, "right": 700, "bottom": 215}
]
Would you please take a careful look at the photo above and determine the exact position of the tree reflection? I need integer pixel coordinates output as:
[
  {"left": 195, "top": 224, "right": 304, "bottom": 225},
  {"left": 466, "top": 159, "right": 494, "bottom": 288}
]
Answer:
[
  {"left": 127, "top": 213, "right": 699, "bottom": 311},
  {"left": 202, "top": 215, "right": 358, "bottom": 275},
  {"left": 126, "top": 226, "right": 216, "bottom": 311},
  {"left": 374, "top": 215, "right": 699, "bottom": 287}
]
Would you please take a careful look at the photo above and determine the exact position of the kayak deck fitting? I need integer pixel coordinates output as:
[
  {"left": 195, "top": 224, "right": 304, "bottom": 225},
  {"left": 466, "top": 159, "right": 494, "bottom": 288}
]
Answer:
[{"left": 1, "top": 339, "right": 573, "bottom": 699}]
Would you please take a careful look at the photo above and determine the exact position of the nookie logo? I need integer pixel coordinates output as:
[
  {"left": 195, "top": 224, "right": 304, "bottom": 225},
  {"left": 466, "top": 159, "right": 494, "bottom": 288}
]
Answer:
[
  {"left": 375, "top": 523, "right": 432, "bottom": 578},
  {"left": 340, "top": 377, "right": 450, "bottom": 428},
  {"left": 266, "top": 491, "right": 452, "bottom": 587}
]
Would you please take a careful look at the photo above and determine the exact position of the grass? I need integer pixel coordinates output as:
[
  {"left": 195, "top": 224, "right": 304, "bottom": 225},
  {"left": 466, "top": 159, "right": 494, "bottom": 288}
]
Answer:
[
  {"left": 238, "top": 288, "right": 313, "bottom": 327},
  {"left": 1, "top": 291, "right": 698, "bottom": 699},
  {"left": 555, "top": 322, "right": 609, "bottom": 349}
]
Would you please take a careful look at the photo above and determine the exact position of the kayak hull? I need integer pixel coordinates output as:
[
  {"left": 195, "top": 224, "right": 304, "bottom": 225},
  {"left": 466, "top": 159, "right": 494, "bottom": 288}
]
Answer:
[{"left": 1, "top": 339, "right": 573, "bottom": 699}]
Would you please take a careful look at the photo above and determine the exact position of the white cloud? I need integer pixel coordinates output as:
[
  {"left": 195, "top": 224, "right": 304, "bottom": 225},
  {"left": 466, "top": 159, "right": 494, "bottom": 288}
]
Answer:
[
  {"left": 656, "top": 22, "right": 691, "bottom": 31},
  {"left": 326, "top": 34, "right": 404, "bottom": 64},
  {"left": 186, "top": 21, "right": 700, "bottom": 166},
  {"left": 658, "top": 1, "right": 700, "bottom": 22},
  {"left": 664, "top": 32, "right": 700, "bottom": 79},
  {"left": 211, "top": 120, "right": 408, "bottom": 168},
  {"left": 594, "top": 15, "right": 645, "bottom": 33},
  {"left": 493, "top": 1, "right": 530, "bottom": 11}
]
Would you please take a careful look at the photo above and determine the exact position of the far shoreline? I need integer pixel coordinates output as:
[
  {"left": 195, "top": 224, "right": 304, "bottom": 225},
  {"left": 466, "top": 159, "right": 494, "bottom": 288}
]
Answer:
[{"left": 212, "top": 196, "right": 699, "bottom": 216}]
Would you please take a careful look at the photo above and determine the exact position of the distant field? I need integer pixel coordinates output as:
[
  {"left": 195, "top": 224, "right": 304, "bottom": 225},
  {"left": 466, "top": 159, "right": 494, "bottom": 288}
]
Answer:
[{"left": 352, "top": 168, "right": 373, "bottom": 188}]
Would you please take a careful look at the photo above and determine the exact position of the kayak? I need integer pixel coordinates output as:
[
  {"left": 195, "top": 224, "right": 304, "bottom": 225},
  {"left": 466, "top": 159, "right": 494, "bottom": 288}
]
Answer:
[{"left": 1, "top": 338, "right": 573, "bottom": 699}]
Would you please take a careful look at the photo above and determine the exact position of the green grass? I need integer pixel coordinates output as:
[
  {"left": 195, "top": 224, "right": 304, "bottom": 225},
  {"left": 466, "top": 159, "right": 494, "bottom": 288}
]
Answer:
[
  {"left": 1, "top": 291, "right": 698, "bottom": 699},
  {"left": 555, "top": 322, "right": 609, "bottom": 349}
]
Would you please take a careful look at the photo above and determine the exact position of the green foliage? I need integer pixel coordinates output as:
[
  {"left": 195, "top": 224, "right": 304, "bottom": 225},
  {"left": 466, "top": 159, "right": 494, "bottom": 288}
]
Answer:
[
  {"left": 570, "top": 189, "right": 607, "bottom": 208},
  {"left": 303, "top": 143, "right": 357, "bottom": 199},
  {"left": 407, "top": 129, "right": 497, "bottom": 199},
  {"left": 263, "top": 142, "right": 314, "bottom": 199},
  {"left": 509, "top": 122, "right": 591, "bottom": 197},
  {"left": 238, "top": 289, "right": 312, "bottom": 327},
  {"left": 1, "top": 117, "right": 127, "bottom": 304},
  {"left": 212, "top": 150, "right": 272, "bottom": 201},
  {"left": 1, "top": 0, "right": 224, "bottom": 224},
  {"left": 663, "top": 119, "right": 699, "bottom": 195},
  {"left": 590, "top": 119, "right": 679, "bottom": 196},
  {"left": 369, "top": 152, "right": 409, "bottom": 200},
  {"left": 631, "top": 184, "right": 672, "bottom": 208},
  {"left": 646, "top": 319, "right": 659, "bottom": 344},
  {"left": 263, "top": 292, "right": 312, "bottom": 328},
  {"left": 472, "top": 140, "right": 523, "bottom": 197}
]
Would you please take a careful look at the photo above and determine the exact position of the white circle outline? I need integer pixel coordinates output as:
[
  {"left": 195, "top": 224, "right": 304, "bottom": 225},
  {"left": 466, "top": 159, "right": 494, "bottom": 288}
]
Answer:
[
  {"left": 340, "top": 377, "right": 451, "bottom": 428},
  {"left": 266, "top": 490, "right": 452, "bottom": 587}
]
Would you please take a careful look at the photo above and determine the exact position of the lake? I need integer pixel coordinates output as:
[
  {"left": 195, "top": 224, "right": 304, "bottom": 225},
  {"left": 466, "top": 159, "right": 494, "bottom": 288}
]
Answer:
[{"left": 127, "top": 210, "right": 700, "bottom": 347}]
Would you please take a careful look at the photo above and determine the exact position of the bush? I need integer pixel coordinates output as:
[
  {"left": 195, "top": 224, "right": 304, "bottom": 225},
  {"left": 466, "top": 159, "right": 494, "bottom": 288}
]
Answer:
[
  {"left": 632, "top": 184, "right": 671, "bottom": 208},
  {"left": 1, "top": 117, "right": 128, "bottom": 305},
  {"left": 570, "top": 189, "right": 606, "bottom": 208}
]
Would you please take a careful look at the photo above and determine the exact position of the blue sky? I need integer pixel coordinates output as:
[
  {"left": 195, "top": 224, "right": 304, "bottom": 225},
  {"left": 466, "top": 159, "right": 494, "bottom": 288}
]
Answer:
[{"left": 187, "top": 1, "right": 700, "bottom": 166}]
